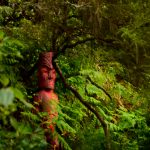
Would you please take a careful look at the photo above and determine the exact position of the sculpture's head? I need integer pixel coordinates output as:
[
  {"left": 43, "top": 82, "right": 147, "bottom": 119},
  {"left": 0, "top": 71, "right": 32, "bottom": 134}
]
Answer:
[{"left": 37, "top": 52, "right": 56, "bottom": 90}]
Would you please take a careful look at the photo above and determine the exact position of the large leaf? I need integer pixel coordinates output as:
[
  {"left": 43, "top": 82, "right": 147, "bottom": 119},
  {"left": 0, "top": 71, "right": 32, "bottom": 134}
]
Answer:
[{"left": 0, "top": 88, "right": 14, "bottom": 107}]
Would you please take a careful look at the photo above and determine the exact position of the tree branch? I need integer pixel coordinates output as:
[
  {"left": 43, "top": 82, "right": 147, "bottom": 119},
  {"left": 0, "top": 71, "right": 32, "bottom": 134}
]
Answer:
[
  {"left": 53, "top": 37, "right": 95, "bottom": 60},
  {"left": 87, "top": 76, "right": 112, "bottom": 101},
  {"left": 53, "top": 62, "right": 110, "bottom": 149}
]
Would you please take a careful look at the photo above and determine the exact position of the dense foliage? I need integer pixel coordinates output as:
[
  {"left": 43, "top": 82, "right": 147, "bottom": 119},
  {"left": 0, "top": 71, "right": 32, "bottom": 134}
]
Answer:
[{"left": 0, "top": 0, "right": 150, "bottom": 150}]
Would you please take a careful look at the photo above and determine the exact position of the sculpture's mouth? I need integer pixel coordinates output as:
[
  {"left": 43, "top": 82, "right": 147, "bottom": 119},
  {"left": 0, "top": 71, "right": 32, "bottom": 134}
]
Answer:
[{"left": 38, "top": 79, "right": 55, "bottom": 90}]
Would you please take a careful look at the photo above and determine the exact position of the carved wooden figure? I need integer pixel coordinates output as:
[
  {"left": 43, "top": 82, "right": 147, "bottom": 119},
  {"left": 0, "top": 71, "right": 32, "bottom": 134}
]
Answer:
[{"left": 33, "top": 52, "right": 59, "bottom": 149}]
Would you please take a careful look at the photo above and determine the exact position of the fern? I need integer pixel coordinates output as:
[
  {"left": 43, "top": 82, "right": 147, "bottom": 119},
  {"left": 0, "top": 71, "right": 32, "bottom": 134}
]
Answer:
[
  {"left": 21, "top": 111, "right": 40, "bottom": 122},
  {"left": 58, "top": 134, "right": 72, "bottom": 150}
]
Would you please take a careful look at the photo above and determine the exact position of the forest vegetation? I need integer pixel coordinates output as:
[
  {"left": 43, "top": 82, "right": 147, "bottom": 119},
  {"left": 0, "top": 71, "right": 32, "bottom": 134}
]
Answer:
[{"left": 0, "top": 0, "right": 150, "bottom": 150}]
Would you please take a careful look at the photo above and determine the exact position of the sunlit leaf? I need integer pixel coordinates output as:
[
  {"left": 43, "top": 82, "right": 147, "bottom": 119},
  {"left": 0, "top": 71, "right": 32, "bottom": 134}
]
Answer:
[
  {"left": 0, "top": 88, "right": 14, "bottom": 107},
  {"left": 0, "top": 75, "right": 9, "bottom": 86}
]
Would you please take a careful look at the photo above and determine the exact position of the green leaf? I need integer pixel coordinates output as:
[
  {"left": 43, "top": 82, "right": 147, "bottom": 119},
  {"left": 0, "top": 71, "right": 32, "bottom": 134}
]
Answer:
[
  {"left": 11, "top": 88, "right": 33, "bottom": 108},
  {"left": 0, "top": 88, "right": 14, "bottom": 107},
  {"left": 0, "top": 30, "right": 4, "bottom": 39},
  {"left": 10, "top": 117, "right": 32, "bottom": 135},
  {"left": 12, "top": 87, "right": 24, "bottom": 100},
  {"left": 0, "top": 75, "right": 9, "bottom": 86},
  {"left": 10, "top": 117, "right": 18, "bottom": 130}
]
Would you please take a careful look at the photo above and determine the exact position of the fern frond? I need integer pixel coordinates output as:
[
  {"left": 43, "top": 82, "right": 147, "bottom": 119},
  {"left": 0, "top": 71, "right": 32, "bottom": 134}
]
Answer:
[
  {"left": 21, "top": 111, "right": 40, "bottom": 122},
  {"left": 56, "top": 119, "right": 76, "bottom": 134},
  {"left": 58, "top": 134, "right": 72, "bottom": 150}
]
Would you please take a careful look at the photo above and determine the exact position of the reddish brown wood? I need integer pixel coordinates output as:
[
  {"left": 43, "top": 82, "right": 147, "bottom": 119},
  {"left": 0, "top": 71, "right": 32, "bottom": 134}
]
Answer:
[{"left": 34, "top": 52, "right": 59, "bottom": 149}]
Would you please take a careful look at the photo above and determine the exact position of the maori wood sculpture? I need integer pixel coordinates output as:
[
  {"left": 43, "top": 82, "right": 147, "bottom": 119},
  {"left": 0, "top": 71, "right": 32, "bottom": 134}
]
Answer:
[{"left": 33, "top": 52, "right": 59, "bottom": 149}]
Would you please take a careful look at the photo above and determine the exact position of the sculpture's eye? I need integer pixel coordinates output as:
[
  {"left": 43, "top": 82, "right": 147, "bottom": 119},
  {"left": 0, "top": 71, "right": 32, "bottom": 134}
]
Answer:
[
  {"left": 41, "top": 68, "right": 48, "bottom": 73},
  {"left": 51, "top": 69, "right": 56, "bottom": 74}
]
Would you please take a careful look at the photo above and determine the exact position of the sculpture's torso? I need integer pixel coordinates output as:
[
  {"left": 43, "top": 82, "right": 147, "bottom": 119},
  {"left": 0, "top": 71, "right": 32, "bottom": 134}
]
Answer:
[
  {"left": 34, "top": 90, "right": 58, "bottom": 120},
  {"left": 33, "top": 52, "right": 59, "bottom": 148}
]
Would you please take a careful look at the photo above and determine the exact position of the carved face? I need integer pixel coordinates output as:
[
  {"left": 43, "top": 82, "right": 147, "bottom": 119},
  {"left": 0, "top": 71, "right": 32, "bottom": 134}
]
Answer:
[{"left": 38, "top": 66, "right": 56, "bottom": 89}]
